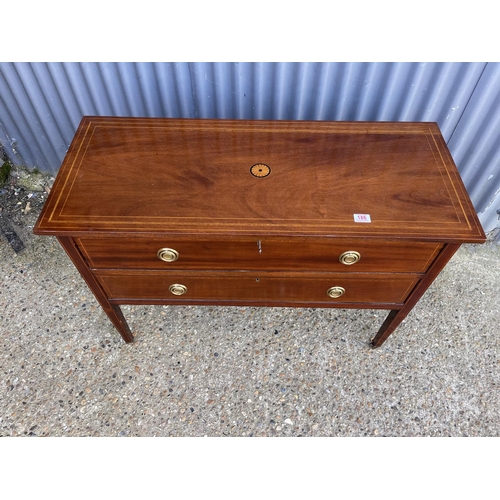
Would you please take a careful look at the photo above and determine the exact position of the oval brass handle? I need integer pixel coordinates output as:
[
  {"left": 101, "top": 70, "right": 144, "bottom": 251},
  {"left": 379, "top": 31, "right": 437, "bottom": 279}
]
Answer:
[
  {"left": 169, "top": 284, "right": 187, "bottom": 296},
  {"left": 327, "top": 286, "right": 345, "bottom": 298},
  {"left": 157, "top": 248, "right": 179, "bottom": 262},
  {"left": 339, "top": 251, "right": 361, "bottom": 265}
]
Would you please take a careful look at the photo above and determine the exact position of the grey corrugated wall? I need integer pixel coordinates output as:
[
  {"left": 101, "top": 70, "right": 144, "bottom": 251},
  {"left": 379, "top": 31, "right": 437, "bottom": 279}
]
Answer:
[{"left": 0, "top": 62, "right": 498, "bottom": 233}]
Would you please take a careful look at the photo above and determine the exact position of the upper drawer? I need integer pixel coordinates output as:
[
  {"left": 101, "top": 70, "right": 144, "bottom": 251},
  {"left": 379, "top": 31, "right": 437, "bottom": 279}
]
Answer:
[{"left": 76, "top": 237, "right": 442, "bottom": 273}]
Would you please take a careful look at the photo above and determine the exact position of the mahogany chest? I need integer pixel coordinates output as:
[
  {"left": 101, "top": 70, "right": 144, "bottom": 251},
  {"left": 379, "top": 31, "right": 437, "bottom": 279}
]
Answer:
[{"left": 34, "top": 117, "right": 486, "bottom": 347}]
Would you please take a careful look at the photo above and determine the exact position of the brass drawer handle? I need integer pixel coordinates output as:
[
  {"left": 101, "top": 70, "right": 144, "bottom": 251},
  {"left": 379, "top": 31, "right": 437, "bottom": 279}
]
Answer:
[
  {"left": 339, "top": 251, "right": 361, "bottom": 265},
  {"left": 157, "top": 248, "right": 179, "bottom": 262},
  {"left": 327, "top": 286, "right": 345, "bottom": 298},
  {"left": 169, "top": 284, "right": 187, "bottom": 296}
]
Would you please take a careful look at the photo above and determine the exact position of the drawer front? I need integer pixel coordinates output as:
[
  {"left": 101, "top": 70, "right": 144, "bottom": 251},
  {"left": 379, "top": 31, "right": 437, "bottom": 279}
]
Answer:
[
  {"left": 95, "top": 271, "right": 420, "bottom": 305},
  {"left": 78, "top": 237, "right": 442, "bottom": 273}
]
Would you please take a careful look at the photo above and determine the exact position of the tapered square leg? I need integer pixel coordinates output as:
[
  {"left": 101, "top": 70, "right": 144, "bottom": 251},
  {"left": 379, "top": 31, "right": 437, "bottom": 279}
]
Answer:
[
  {"left": 371, "top": 310, "right": 407, "bottom": 348},
  {"left": 371, "top": 243, "right": 461, "bottom": 348},
  {"left": 56, "top": 237, "right": 134, "bottom": 343},
  {"left": 101, "top": 304, "right": 134, "bottom": 343}
]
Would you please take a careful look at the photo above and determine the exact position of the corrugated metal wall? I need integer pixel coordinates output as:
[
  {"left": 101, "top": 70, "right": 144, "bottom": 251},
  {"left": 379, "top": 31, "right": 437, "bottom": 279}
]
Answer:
[
  {"left": 447, "top": 63, "right": 500, "bottom": 236},
  {"left": 0, "top": 62, "right": 499, "bottom": 233}
]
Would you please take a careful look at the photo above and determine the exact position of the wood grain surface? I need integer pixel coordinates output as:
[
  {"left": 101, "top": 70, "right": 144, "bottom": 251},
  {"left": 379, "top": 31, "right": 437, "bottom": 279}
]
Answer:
[
  {"left": 34, "top": 117, "right": 486, "bottom": 242},
  {"left": 95, "top": 270, "right": 420, "bottom": 304},
  {"left": 76, "top": 236, "right": 442, "bottom": 273}
]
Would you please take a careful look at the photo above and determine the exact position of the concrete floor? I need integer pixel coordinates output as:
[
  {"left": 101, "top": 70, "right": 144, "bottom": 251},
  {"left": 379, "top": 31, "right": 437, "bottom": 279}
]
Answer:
[{"left": 1, "top": 169, "right": 499, "bottom": 437}]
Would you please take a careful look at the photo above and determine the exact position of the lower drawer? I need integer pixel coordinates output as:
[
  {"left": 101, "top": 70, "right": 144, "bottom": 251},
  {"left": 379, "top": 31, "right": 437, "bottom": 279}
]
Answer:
[{"left": 95, "top": 270, "right": 420, "bottom": 305}]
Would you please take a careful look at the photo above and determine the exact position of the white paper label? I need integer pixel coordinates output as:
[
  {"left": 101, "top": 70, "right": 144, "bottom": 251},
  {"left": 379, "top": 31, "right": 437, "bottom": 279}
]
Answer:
[{"left": 354, "top": 214, "right": 371, "bottom": 223}]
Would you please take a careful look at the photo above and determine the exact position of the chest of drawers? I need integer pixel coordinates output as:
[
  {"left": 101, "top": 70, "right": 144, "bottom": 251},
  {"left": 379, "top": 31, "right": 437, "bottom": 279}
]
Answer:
[{"left": 34, "top": 117, "right": 486, "bottom": 347}]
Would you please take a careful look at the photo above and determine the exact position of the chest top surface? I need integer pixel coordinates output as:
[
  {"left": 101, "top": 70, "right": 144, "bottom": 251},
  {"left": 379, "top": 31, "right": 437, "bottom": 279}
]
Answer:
[{"left": 34, "top": 116, "right": 485, "bottom": 242}]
